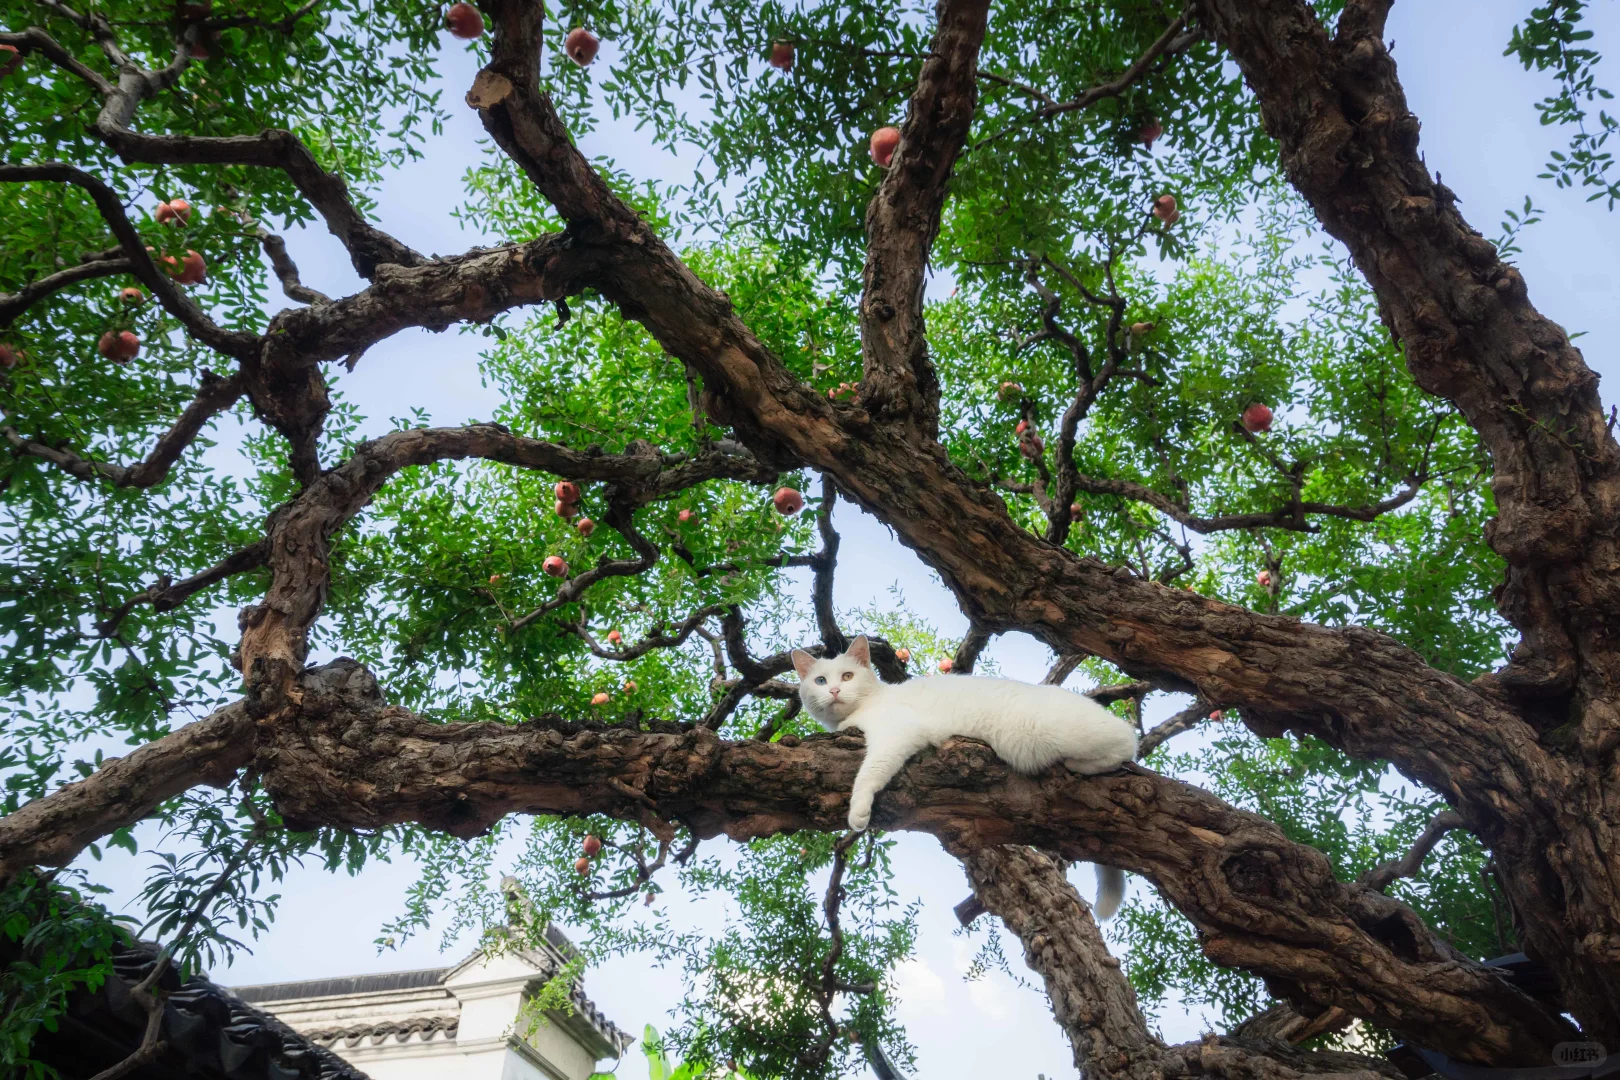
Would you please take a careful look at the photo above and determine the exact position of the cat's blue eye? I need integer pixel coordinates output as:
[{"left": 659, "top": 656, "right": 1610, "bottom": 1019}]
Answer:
[{"left": 815, "top": 676, "right": 827, "bottom": 684}]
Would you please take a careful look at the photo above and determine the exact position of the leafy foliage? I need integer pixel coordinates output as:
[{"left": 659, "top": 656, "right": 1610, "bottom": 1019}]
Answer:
[
  {"left": 1507, "top": 0, "right": 1620, "bottom": 209},
  {"left": 0, "top": 871, "right": 131, "bottom": 1080},
  {"left": 0, "top": 0, "right": 1573, "bottom": 1073}
]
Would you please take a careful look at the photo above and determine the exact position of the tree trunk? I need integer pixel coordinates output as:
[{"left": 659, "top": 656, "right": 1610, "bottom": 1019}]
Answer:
[{"left": 1194, "top": 0, "right": 1620, "bottom": 1039}]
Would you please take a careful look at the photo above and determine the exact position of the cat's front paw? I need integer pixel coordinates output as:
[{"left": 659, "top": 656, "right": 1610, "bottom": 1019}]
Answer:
[{"left": 847, "top": 805, "right": 871, "bottom": 831}]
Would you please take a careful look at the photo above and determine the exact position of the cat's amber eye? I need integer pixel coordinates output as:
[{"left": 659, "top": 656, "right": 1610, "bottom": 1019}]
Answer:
[
  {"left": 841, "top": 671, "right": 854, "bottom": 681},
  {"left": 815, "top": 676, "right": 827, "bottom": 684}
]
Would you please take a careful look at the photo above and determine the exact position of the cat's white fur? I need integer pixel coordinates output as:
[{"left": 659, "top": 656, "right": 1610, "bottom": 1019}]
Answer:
[{"left": 792, "top": 636, "right": 1138, "bottom": 919}]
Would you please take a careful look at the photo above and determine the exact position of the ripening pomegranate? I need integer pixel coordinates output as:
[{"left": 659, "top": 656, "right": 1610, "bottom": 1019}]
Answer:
[
  {"left": 180, "top": 252, "right": 207, "bottom": 284},
  {"left": 583, "top": 835, "right": 602, "bottom": 856},
  {"left": 0, "top": 44, "right": 21, "bottom": 78},
  {"left": 623, "top": 679, "right": 637, "bottom": 692},
  {"left": 894, "top": 648, "right": 910, "bottom": 663},
  {"left": 772, "top": 487, "right": 804, "bottom": 515},
  {"left": 1256, "top": 569, "right": 1275, "bottom": 588},
  {"left": 1019, "top": 433, "right": 1044, "bottom": 459},
  {"left": 154, "top": 202, "right": 175, "bottom": 224},
  {"left": 120, "top": 286, "right": 145, "bottom": 305},
  {"left": 938, "top": 658, "right": 953, "bottom": 673},
  {"left": 565, "top": 27, "right": 599, "bottom": 65},
  {"left": 997, "top": 381, "right": 1022, "bottom": 403},
  {"left": 166, "top": 199, "right": 192, "bottom": 225},
  {"left": 97, "top": 330, "right": 140, "bottom": 362},
  {"left": 1129, "top": 321, "right": 1153, "bottom": 337},
  {"left": 1015, "top": 419, "right": 1029, "bottom": 435},
  {"left": 0, "top": 343, "right": 18, "bottom": 369},
  {"left": 488, "top": 573, "right": 502, "bottom": 584},
  {"left": 555, "top": 499, "right": 577, "bottom": 520},
  {"left": 677, "top": 509, "right": 694, "bottom": 524},
  {"left": 543, "top": 555, "right": 568, "bottom": 577},
  {"left": 591, "top": 691, "right": 610, "bottom": 706},
  {"left": 1069, "top": 503, "right": 1083, "bottom": 517},
  {"left": 574, "top": 856, "right": 591, "bottom": 874},
  {"left": 163, "top": 249, "right": 206, "bottom": 285},
  {"left": 1241, "top": 402, "right": 1273, "bottom": 433},
  {"left": 446, "top": 2, "right": 484, "bottom": 39},
  {"left": 1138, "top": 117, "right": 1163, "bottom": 148},
  {"left": 869, "top": 126, "right": 901, "bottom": 168},
  {"left": 554, "top": 480, "right": 580, "bottom": 502},
  {"left": 1152, "top": 194, "right": 1179, "bottom": 225},
  {"left": 644, "top": 891, "right": 655, "bottom": 906},
  {"left": 607, "top": 630, "right": 622, "bottom": 645},
  {"left": 769, "top": 40, "right": 794, "bottom": 71},
  {"left": 575, "top": 517, "right": 596, "bottom": 537}
]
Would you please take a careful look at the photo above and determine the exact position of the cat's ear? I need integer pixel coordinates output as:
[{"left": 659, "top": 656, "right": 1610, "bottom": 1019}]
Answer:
[
  {"left": 791, "top": 649, "right": 817, "bottom": 678},
  {"left": 845, "top": 635, "right": 871, "bottom": 667}
]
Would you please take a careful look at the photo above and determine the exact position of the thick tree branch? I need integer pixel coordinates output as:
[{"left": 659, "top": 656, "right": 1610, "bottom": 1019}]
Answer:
[
  {"left": 234, "top": 662, "right": 1570, "bottom": 1064},
  {"left": 957, "top": 845, "right": 1160, "bottom": 1078},
  {"left": 1087, "top": 680, "right": 1154, "bottom": 706},
  {"left": 1196, "top": 0, "right": 1620, "bottom": 1032},
  {"left": 962, "top": 846, "right": 1393, "bottom": 1079},
  {"left": 857, "top": 0, "right": 990, "bottom": 430},
  {"left": 0, "top": 703, "right": 251, "bottom": 883},
  {"left": 1043, "top": 653, "right": 1086, "bottom": 685}
]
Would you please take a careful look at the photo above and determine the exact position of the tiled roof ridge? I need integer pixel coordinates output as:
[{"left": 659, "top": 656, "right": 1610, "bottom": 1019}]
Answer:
[
  {"left": 307, "top": 1014, "right": 460, "bottom": 1048},
  {"left": 231, "top": 965, "right": 451, "bottom": 1003}
]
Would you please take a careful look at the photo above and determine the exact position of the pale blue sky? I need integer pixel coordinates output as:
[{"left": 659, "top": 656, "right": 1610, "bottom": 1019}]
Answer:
[{"left": 64, "top": 3, "right": 1620, "bottom": 1078}]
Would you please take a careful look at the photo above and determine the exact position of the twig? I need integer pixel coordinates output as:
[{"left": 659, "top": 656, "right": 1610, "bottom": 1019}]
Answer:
[
  {"left": 1138, "top": 702, "right": 1216, "bottom": 757},
  {"left": 1360, "top": 810, "right": 1465, "bottom": 893},
  {"left": 971, "top": 8, "right": 1199, "bottom": 152},
  {"left": 257, "top": 229, "right": 331, "bottom": 305}
]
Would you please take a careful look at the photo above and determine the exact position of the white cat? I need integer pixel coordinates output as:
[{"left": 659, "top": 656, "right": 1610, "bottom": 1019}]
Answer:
[{"left": 792, "top": 635, "right": 1138, "bottom": 919}]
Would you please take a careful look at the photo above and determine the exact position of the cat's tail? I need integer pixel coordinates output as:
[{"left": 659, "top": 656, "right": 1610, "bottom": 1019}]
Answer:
[{"left": 1093, "top": 864, "right": 1126, "bottom": 921}]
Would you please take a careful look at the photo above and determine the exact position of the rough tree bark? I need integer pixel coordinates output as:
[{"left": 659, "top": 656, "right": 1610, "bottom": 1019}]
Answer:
[
  {"left": 1194, "top": 0, "right": 1620, "bottom": 1040},
  {"left": 957, "top": 845, "right": 1399, "bottom": 1080},
  {"left": 4, "top": 0, "right": 1620, "bottom": 1067}
]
